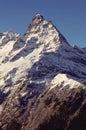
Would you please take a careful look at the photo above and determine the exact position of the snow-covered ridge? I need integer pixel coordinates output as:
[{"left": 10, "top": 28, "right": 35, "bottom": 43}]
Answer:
[
  {"left": 0, "top": 14, "right": 86, "bottom": 130},
  {"left": 0, "top": 14, "right": 86, "bottom": 94}
]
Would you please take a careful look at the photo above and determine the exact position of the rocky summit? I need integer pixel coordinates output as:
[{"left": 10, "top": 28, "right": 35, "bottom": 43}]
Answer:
[{"left": 0, "top": 14, "right": 86, "bottom": 130}]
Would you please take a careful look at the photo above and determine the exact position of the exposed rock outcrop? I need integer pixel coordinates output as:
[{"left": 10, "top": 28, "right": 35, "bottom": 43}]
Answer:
[{"left": 0, "top": 14, "right": 86, "bottom": 130}]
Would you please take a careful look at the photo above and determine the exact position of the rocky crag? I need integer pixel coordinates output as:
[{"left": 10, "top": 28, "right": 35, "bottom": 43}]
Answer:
[{"left": 0, "top": 14, "right": 86, "bottom": 130}]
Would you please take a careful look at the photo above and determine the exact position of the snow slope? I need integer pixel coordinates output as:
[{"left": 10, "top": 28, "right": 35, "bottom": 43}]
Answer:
[{"left": 0, "top": 14, "right": 86, "bottom": 130}]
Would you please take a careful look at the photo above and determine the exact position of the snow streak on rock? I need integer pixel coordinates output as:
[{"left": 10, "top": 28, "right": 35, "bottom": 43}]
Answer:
[{"left": 0, "top": 14, "right": 86, "bottom": 130}]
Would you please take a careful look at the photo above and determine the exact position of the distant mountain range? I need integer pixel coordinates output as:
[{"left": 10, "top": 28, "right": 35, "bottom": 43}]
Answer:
[{"left": 0, "top": 14, "right": 86, "bottom": 130}]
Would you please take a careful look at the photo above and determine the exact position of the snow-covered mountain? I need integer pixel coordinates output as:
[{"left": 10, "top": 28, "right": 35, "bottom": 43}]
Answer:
[{"left": 0, "top": 14, "right": 86, "bottom": 130}]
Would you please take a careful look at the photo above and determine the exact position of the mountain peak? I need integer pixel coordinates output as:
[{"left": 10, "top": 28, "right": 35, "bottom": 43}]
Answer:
[
  {"left": 0, "top": 14, "right": 86, "bottom": 130},
  {"left": 31, "top": 14, "right": 44, "bottom": 25},
  {"left": 35, "top": 14, "right": 44, "bottom": 19},
  {"left": 25, "top": 14, "right": 69, "bottom": 49}
]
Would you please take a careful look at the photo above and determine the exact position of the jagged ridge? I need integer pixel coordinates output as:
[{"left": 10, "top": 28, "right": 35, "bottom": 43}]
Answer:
[{"left": 0, "top": 14, "right": 86, "bottom": 130}]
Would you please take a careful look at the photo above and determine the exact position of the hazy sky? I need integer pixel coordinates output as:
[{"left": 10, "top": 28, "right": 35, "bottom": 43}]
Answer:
[{"left": 0, "top": 0, "right": 86, "bottom": 47}]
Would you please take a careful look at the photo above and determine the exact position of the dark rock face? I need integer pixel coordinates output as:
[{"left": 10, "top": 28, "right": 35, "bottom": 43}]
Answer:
[
  {"left": 0, "top": 14, "right": 86, "bottom": 130},
  {"left": 36, "top": 98, "right": 86, "bottom": 130},
  {"left": 7, "top": 120, "right": 21, "bottom": 130},
  {"left": 23, "top": 86, "right": 86, "bottom": 130}
]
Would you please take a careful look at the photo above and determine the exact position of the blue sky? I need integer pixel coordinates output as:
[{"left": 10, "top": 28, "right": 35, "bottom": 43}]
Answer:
[{"left": 0, "top": 0, "right": 86, "bottom": 47}]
